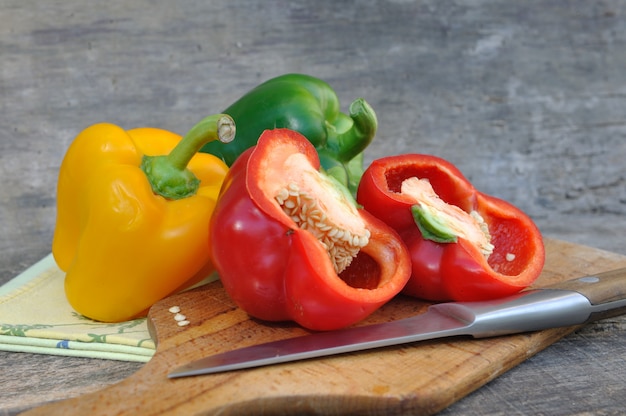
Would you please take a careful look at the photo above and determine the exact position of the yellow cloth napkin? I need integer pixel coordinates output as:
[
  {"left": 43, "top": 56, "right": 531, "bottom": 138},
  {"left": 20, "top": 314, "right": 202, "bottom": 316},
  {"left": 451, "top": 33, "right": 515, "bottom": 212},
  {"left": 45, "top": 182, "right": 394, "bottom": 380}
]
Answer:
[{"left": 0, "top": 254, "right": 156, "bottom": 362}]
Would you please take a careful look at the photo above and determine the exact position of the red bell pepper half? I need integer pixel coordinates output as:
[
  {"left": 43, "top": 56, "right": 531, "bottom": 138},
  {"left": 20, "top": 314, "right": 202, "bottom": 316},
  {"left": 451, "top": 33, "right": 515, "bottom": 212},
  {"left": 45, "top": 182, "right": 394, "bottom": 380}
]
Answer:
[
  {"left": 210, "top": 129, "right": 411, "bottom": 331},
  {"left": 356, "top": 154, "right": 545, "bottom": 302}
]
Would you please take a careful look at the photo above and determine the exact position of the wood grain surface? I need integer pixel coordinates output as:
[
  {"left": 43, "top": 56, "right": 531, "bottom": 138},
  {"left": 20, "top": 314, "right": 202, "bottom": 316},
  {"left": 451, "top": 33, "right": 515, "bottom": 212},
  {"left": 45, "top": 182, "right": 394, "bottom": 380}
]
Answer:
[
  {"left": 2, "top": 1, "right": 626, "bottom": 415},
  {"left": 18, "top": 239, "right": 626, "bottom": 416}
]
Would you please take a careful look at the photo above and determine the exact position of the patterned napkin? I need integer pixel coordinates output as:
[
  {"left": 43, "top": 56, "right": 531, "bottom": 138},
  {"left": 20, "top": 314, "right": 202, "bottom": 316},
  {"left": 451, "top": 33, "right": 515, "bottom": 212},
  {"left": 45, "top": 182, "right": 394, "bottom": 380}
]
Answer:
[{"left": 0, "top": 254, "right": 213, "bottom": 362}]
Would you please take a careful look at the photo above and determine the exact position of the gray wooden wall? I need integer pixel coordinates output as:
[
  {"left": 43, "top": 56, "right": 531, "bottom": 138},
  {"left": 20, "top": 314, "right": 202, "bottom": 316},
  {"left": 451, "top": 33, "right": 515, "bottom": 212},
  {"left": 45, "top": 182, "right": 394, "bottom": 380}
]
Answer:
[{"left": 2, "top": 0, "right": 625, "bottom": 282}]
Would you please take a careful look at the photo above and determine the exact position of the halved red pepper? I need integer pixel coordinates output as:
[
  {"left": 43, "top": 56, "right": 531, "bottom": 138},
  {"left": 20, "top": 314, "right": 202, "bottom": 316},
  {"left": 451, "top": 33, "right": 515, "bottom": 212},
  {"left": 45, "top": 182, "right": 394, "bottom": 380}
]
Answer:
[
  {"left": 356, "top": 154, "right": 545, "bottom": 302},
  {"left": 210, "top": 129, "right": 411, "bottom": 331}
]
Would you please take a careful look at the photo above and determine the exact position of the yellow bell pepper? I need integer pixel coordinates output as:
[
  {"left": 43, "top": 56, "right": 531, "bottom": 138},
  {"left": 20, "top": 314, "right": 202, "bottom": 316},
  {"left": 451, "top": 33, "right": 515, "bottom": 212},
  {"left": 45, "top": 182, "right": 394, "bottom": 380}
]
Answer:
[{"left": 52, "top": 114, "right": 235, "bottom": 322}]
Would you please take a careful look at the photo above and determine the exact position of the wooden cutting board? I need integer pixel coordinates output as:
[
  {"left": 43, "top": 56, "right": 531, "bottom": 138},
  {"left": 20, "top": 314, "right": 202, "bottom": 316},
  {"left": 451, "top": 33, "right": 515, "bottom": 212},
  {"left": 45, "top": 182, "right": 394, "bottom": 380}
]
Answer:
[{"left": 22, "top": 238, "right": 626, "bottom": 416}]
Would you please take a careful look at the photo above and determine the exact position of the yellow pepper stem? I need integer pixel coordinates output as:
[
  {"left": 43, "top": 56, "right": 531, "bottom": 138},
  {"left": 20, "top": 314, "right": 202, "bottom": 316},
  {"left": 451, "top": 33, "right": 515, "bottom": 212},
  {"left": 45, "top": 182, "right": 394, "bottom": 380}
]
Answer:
[{"left": 141, "top": 114, "right": 236, "bottom": 200}]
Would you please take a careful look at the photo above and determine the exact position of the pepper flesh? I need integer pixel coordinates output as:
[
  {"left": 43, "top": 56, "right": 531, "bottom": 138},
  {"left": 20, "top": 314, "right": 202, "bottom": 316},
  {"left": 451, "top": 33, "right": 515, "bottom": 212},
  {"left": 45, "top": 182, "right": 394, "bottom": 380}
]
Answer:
[
  {"left": 201, "top": 73, "right": 378, "bottom": 195},
  {"left": 52, "top": 115, "right": 234, "bottom": 322},
  {"left": 356, "top": 154, "right": 545, "bottom": 302},
  {"left": 210, "top": 128, "right": 411, "bottom": 331}
]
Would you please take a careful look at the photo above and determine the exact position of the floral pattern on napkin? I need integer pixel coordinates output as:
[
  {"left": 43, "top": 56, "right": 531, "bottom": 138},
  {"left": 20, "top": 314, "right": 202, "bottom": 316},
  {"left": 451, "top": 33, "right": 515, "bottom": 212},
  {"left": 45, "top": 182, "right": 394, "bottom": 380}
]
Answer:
[{"left": 0, "top": 254, "right": 155, "bottom": 362}]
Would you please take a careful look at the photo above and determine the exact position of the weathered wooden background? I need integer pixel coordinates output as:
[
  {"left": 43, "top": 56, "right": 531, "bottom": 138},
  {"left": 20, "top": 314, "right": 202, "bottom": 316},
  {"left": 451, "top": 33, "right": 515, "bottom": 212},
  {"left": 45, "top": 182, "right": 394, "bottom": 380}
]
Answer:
[{"left": 1, "top": 1, "right": 625, "bottom": 415}]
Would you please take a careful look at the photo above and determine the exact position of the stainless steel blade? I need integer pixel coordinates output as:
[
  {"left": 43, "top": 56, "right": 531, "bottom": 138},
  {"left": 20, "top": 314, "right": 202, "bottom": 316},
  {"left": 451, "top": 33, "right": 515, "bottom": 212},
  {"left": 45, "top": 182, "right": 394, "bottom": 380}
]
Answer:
[{"left": 169, "top": 286, "right": 621, "bottom": 378}]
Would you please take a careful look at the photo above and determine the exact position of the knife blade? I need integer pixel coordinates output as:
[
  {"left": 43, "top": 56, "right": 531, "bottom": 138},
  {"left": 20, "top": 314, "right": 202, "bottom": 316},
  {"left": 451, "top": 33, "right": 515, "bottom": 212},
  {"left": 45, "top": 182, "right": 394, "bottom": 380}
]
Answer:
[{"left": 169, "top": 268, "right": 626, "bottom": 378}]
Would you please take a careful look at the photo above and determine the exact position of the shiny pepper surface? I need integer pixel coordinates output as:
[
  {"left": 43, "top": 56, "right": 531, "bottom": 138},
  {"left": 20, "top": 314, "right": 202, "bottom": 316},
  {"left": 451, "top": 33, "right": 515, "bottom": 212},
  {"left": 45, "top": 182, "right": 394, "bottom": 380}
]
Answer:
[
  {"left": 201, "top": 73, "right": 378, "bottom": 195},
  {"left": 52, "top": 115, "right": 235, "bottom": 322},
  {"left": 357, "top": 154, "right": 545, "bottom": 302},
  {"left": 210, "top": 129, "right": 411, "bottom": 331}
]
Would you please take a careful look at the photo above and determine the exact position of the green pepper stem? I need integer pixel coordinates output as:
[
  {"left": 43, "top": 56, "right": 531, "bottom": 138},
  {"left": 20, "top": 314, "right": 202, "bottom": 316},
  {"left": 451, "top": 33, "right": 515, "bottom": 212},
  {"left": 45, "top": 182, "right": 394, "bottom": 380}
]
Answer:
[
  {"left": 333, "top": 98, "right": 378, "bottom": 162},
  {"left": 141, "top": 114, "right": 236, "bottom": 200},
  {"left": 411, "top": 204, "right": 458, "bottom": 244},
  {"left": 167, "top": 114, "right": 235, "bottom": 171}
]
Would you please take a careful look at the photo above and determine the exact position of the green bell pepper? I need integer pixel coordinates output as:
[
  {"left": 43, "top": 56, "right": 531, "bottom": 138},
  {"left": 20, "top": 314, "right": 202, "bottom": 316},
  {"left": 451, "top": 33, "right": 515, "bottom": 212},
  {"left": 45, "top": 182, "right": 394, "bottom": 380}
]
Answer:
[{"left": 200, "top": 73, "right": 378, "bottom": 194}]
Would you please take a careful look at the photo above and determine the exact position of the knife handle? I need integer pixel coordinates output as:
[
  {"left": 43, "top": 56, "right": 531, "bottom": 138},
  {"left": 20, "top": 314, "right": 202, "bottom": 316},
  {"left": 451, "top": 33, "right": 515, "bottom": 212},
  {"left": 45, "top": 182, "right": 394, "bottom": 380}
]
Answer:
[{"left": 546, "top": 268, "right": 626, "bottom": 322}]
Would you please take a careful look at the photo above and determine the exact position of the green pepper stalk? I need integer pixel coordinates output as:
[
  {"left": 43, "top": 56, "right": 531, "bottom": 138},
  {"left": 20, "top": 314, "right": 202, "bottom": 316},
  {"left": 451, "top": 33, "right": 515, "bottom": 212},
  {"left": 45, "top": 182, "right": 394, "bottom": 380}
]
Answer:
[
  {"left": 200, "top": 73, "right": 378, "bottom": 195},
  {"left": 142, "top": 114, "right": 235, "bottom": 200}
]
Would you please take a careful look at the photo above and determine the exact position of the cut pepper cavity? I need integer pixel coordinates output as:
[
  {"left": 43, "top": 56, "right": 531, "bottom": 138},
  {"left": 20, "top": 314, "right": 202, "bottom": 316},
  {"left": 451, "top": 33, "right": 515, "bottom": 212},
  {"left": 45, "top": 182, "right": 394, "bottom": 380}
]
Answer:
[
  {"left": 357, "top": 154, "right": 545, "bottom": 302},
  {"left": 209, "top": 128, "right": 411, "bottom": 331}
]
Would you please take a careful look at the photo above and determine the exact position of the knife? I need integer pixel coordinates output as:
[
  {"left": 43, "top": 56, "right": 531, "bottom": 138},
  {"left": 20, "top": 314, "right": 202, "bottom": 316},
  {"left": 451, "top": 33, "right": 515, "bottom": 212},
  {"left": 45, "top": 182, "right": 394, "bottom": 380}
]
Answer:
[{"left": 169, "top": 268, "right": 626, "bottom": 378}]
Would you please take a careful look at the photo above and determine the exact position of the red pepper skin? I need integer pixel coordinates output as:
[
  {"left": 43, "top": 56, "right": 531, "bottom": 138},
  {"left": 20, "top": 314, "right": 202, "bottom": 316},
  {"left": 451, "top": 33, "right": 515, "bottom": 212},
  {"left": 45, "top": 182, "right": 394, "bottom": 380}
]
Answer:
[
  {"left": 357, "top": 154, "right": 545, "bottom": 302},
  {"left": 210, "top": 129, "right": 411, "bottom": 330}
]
